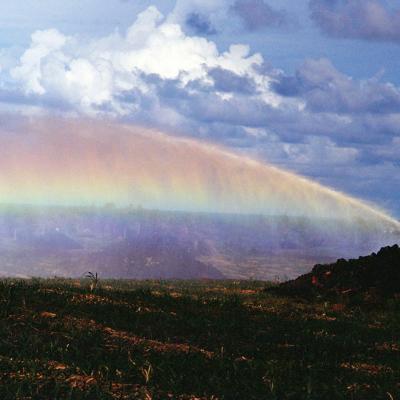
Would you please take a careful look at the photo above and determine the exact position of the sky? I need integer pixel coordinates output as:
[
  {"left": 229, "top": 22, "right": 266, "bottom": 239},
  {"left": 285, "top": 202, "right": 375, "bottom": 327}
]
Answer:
[{"left": 0, "top": 0, "right": 399, "bottom": 218}]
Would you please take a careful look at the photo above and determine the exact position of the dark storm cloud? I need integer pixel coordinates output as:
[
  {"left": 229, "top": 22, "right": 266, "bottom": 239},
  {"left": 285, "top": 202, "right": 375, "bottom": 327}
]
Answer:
[
  {"left": 310, "top": 0, "right": 400, "bottom": 43},
  {"left": 232, "top": 0, "right": 292, "bottom": 30}
]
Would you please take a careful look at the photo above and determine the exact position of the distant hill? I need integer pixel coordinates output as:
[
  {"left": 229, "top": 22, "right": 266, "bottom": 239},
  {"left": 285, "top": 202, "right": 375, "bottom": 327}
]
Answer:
[
  {"left": 32, "top": 231, "right": 83, "bottom": 252},
  {"left": 278, "top": 244, "right": 400, "bottom": 297},
  {"left": 0, "top": 205, "right": 399, "bottom": 279},
  {"left": 90, "top": 235, "right": 225, "bottom": 280}
]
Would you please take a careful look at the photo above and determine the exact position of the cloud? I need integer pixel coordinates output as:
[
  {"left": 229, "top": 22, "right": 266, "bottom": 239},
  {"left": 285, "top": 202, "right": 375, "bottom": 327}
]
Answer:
[
  {"left": 273, "top": 58, "right": 400, "bottom": 114},
  {"left": 232, "top": 0, "right": 293, "bottom": 30},
  {"left": 185, "top": 13, "right": 217, "bottom": 35},
  {"left": 11, "top": 29, "right": 68, "bottom": 95},
  {"left": 310, "top": 0, "right": 400, "bottom": 43},
  {"left": 4, "top": 12, "right": 400, "bottom": 147},
  {"left": 6, "top": 6, "right": 269, "bottom": 117},
  {"left": 0, "top": 4, "right": 400, "bottom": 216},
  {"left": 167, "top": 1, "right": 230, "bottom": 34},
  {"left": 264, "top": 136, "right": 359, "bottom": 169},
  {"left": 208, "top": 67, "right": 256, "bottom": 94},
  {"left": 169, "top": 0, "right": 293, "bottom": 34}
]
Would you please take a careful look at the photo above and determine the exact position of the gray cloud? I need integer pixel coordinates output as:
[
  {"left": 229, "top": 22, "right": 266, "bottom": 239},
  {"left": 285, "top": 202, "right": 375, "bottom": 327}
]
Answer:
[
  {"left": 310, "top": 0, "right": 400, "bottom": 43},
  {"left": 232, "top": 0, "right": 292, "bottom": 30},
  {"left": 185, "top": 13, "right": 217, "bottom": 35},
  {"left": 208, "top": 67, "right": 257, "bottom": 94},
  {"left": 132, "top": 68, "right": 400, "bottom": 151},
  {"left": 273, "top": 58, "right": 400, "bottom": 114}
]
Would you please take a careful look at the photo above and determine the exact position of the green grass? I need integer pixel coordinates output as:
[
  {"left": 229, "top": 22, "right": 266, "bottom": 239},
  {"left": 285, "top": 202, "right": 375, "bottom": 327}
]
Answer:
[{"left": 0, "top": 278, "right": 399, "bottom": 399}]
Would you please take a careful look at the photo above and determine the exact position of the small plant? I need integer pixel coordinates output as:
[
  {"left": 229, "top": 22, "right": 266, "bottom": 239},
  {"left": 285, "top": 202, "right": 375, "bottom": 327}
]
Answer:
[
  {"left": 85, "top": 272, "right": 99, "bottom": 292},
  {"left": 141, "top": 362, "right": 153, "bottom": 384}
]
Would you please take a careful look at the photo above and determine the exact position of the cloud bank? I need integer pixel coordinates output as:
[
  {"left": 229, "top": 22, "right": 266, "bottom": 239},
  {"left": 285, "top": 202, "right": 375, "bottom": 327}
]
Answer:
[{"left": 0, "top": 4, "right": 399, "bottom": 217}]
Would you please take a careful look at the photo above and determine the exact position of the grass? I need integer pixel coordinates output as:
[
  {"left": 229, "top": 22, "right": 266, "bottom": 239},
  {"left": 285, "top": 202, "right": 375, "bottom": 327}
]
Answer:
[{"left": 0, "top": 278, "right": 398, "bottom": 399}]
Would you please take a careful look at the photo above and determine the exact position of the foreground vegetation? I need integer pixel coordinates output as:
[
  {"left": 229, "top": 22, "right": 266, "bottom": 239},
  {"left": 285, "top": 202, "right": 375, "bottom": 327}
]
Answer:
[{"left": 0, "top": 278, "right": 399, "bottom": 399}]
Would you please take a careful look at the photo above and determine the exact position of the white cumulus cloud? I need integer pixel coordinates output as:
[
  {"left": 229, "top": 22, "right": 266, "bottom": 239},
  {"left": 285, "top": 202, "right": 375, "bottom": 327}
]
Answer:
[
  {"left": 7, "top": 6, "right": 276, "bottom": 116},
  {"left": 11, "top": 29, "right": 68, "bottom": 95}
]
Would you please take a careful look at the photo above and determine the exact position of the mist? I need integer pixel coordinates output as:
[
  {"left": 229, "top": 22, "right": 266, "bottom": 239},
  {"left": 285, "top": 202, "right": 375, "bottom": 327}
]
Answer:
[
  {"left": 0, "top": 117, "right": 398, "bottom": 228},
  {"left": 0, "top": 117, "right": 398, "bottom": 280}
]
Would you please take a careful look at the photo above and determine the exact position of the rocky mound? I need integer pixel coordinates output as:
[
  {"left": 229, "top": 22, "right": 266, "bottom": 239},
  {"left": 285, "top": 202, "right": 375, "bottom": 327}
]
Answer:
[{"left": 277, "top": 244, "right": 400, "bottom": 297}]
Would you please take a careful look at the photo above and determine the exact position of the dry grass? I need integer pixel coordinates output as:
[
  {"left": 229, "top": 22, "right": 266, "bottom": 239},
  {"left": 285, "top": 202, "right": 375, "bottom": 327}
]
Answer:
[{"left": 0, "top": 278, "right": 398, "bottom": 399}]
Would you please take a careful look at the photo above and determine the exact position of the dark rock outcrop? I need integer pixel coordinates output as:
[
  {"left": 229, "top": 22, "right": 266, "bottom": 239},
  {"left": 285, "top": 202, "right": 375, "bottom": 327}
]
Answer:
[{"left": 276, "top": 244, "right": 400, "bottom": 297}]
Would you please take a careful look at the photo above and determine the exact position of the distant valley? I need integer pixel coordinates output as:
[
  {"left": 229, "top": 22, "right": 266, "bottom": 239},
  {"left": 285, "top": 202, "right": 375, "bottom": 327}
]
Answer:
[{"left": 0, "top": 205, "right": 398, "bottom": 280}]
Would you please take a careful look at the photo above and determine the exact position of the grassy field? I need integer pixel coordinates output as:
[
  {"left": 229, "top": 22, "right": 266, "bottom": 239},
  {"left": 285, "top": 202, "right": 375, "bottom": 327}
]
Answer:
[{"left": 0, "top": 278, "right": 399, "bottom": 399}]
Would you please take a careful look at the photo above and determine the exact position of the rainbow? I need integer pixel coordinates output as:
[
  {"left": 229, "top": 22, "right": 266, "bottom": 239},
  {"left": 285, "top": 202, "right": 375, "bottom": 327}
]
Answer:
[{"left": 0, "top": 117, "right": 399, "bottom": 231}]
